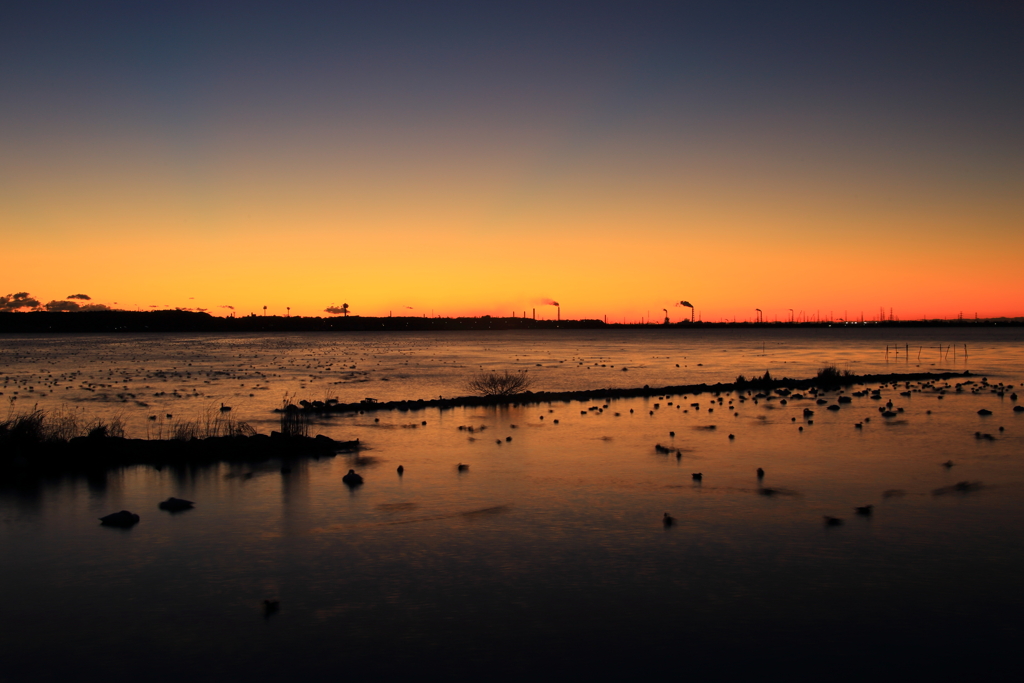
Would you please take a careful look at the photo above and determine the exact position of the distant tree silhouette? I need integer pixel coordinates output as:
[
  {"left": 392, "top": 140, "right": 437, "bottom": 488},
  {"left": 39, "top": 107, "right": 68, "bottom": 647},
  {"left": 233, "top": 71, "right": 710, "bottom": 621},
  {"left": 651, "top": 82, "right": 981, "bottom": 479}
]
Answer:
[
  {"left": 0, "top": 292, "right": 41, "bottom": 312},
  {"left": 325, "top": 303, "right": 351, "bottom": 316}
]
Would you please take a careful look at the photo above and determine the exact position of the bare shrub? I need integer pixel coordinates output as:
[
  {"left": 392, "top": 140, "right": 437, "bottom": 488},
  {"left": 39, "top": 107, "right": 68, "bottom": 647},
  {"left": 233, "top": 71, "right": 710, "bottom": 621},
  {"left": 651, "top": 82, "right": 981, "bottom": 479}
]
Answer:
[
  {"left": 466, "top": 370, "right": 534, "bottom": 397},
  {"left": 816, "top": 365, "right": 855, "bottom": 383}
]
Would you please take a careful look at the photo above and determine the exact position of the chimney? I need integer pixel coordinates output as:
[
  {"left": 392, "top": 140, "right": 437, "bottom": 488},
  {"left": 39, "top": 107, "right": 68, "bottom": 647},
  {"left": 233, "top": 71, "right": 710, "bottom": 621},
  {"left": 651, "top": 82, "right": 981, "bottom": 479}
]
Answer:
[
  {"left": 532, "top": 308, "right": 535, "bottom": 319},
  {"left": 557, "top": 306, "right": 560, "bottom": 321}
]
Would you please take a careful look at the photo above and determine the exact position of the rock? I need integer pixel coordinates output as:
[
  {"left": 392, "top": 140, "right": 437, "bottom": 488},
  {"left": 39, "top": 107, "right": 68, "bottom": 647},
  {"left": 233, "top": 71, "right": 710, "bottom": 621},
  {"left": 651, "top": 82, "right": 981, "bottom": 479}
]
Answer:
[
  {"left": 100, "top": 510, "right": 140, "bottom": 527},
  {"left": 158, "top": 497, "right": 194, "bottom": 511}
]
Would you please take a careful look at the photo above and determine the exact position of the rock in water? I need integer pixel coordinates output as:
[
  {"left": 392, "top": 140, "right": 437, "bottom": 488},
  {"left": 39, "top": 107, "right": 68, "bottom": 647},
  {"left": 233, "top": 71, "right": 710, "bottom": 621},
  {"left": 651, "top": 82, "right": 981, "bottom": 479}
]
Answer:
[
  {"left": 100, "top": 511, "right": 140, "bottom": 527},
  {"left": 158, "top": 497, "right": 194, "bottom": 511}
]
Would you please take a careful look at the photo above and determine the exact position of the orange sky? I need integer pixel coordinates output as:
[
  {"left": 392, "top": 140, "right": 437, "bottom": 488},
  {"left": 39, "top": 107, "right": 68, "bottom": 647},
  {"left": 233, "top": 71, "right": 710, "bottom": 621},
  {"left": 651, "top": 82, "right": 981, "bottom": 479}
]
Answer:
[{"left": 2, "top": 3, "right": 1022, "bottom": 321}]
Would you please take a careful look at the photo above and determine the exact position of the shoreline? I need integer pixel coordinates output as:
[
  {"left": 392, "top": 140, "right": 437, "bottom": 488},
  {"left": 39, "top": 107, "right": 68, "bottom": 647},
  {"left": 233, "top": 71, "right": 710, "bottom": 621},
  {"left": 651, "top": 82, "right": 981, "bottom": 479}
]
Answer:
[
  {"left": 0, "top": 432, "right": 360, "bottom": 479},
  {"left": 281, "top": 370, "right": 974, "bottom": 415},
  {"left": 2, "top": 310, "right": 1021, "bottom": 333}
]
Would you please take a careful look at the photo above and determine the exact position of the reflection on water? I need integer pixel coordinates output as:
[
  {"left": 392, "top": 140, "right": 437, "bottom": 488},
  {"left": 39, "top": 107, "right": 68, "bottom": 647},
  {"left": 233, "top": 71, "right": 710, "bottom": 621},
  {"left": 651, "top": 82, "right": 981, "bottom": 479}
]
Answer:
[{"left": 2, "top": 330, "right": 1024, "bottom": 679}]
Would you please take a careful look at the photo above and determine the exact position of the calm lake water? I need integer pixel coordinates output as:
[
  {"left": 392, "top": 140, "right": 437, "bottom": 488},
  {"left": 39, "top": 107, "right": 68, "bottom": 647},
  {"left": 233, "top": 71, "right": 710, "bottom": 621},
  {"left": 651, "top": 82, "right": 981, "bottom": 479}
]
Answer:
[{"left": 2, "top": 328, "right": 1023, "bottom": 680}]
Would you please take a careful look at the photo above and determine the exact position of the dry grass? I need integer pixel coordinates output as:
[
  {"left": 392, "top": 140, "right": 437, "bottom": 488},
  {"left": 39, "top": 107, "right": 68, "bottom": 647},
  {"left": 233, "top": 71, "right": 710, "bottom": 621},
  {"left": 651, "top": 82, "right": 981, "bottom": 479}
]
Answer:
[
  {"left": 170, "top": 404, "right": 255, "bottom": 440},
  {"left": 0, "top": 404, "right": 126, "bottom": 445}
]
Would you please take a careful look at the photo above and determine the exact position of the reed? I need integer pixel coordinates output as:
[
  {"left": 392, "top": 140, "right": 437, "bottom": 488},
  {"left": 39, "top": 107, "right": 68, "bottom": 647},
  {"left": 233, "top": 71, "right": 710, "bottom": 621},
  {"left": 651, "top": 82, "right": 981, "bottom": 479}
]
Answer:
[
  {"left": 0, "top": 404, "right": 126, "bottom": 445},
  {"left": 279, "top": 393, "right": 310, "bottom": 438},
  {"left": 170, "top": 405, "right": 255, "bottom": 441}
]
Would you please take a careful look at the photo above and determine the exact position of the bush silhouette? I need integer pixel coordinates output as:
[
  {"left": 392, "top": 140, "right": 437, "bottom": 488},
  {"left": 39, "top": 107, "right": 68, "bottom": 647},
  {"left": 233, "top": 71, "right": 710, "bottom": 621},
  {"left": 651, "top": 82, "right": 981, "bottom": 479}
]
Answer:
[{"left": 466, "top": 370, "right": 534, "bottom": 397}]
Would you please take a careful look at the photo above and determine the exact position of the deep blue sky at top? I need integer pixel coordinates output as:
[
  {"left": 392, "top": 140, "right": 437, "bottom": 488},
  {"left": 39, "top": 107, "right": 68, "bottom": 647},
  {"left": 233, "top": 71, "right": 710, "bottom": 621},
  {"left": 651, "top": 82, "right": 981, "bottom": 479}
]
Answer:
[{"left": 4, "top": 0, "right": 1022, "bottom": 147}]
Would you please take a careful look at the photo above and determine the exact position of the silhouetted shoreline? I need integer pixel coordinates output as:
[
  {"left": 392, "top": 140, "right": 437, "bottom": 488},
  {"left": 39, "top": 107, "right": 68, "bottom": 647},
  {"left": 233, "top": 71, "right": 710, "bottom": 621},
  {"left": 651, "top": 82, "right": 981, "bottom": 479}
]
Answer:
[
  {"left": 282, "top": 370, "right": 973, "bottom": 415},
  {"left": 1, "top": 310, "right": 1020, "bottom": 333},
  {"left": 0, "top": 431, "right": 359, "bottom": 479}
]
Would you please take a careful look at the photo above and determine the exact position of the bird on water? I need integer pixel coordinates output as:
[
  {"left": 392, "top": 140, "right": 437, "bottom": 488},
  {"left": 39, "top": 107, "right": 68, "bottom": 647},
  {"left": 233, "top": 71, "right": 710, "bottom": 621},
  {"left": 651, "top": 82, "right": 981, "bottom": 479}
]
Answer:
[{"left": 342, "top": 469, "right": 363, "bottom": 485}]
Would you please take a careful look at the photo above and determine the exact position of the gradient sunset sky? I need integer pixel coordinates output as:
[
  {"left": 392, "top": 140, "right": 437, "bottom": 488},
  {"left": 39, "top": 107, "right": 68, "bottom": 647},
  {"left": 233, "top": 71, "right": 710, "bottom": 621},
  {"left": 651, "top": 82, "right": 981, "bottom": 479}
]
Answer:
[{"left": 2, "top": 1, "right": 1022, "bottom": 321}]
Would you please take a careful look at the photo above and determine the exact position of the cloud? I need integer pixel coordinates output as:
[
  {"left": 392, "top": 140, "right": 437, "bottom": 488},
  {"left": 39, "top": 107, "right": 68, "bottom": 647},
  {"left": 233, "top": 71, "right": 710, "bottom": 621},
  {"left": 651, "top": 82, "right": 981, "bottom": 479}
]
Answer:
[
  {"left": 219, "top": 304, "right": 235, "bottom": 310},
  {"left": 0, "top": 292, "right": 41, "bottom": 312},
  {"left": 66, "top": 293, "right": 91, "bottom": 300}
]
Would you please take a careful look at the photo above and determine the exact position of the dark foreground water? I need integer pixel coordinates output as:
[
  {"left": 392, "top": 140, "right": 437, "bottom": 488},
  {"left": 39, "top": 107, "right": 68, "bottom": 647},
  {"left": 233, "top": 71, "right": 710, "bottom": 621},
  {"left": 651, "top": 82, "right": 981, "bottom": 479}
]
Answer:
[{"left": 2, "top": 329, "right": 1023, "bottom": 680}]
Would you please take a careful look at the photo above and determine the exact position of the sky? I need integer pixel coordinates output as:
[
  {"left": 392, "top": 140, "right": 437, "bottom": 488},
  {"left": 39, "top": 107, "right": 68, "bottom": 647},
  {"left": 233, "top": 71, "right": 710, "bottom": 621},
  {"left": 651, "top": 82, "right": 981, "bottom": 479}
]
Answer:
[{"left": 2, "top": 1, "right": 1022, "bottom": 322}]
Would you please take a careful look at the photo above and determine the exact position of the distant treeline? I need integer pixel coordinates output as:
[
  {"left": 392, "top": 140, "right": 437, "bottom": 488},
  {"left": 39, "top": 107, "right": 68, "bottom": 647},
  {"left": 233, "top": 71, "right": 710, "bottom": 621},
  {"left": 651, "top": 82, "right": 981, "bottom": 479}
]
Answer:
[{"left": 0, "top": 310, "right": 1021, "bottom": 334}]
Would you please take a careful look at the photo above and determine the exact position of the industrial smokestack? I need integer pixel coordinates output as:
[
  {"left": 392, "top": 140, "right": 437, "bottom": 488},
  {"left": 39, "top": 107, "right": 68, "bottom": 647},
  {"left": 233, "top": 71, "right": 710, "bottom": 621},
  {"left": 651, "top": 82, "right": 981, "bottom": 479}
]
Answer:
[{"left": 557, "top": 306, "right": 560, "bottom": 321}]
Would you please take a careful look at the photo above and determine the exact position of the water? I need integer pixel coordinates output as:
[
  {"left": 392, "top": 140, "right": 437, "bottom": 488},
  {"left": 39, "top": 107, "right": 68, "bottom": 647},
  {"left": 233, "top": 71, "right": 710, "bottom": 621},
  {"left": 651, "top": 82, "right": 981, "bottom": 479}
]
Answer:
[
  {"left": 2, "top": 328, "right": 1023, "bottom": 680},
  {"left": 1, "top": 328, "right": 1019, "bottom": 437}
]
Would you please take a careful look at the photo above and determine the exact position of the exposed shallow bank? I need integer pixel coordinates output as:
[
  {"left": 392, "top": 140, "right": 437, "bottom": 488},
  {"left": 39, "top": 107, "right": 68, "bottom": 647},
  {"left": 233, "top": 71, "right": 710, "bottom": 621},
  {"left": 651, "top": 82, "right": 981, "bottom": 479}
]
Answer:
[
  {"left": 0, "top": 432, "right": 359, "bottom": 478},
  {"left": 282, "top": 371, "right": 974, "bottom": 415}
]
